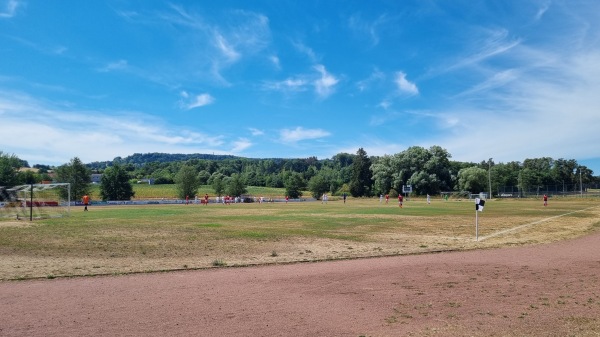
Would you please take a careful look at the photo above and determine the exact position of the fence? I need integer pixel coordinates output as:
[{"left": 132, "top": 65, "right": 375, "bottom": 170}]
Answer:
[{"left": 497, "top": 183, "right": 600, "bottom": 198}]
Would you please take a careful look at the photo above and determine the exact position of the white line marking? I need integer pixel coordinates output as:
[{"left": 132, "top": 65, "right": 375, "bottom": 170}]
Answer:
[{"left": 479, "top": 205, "right": 600, "bottom": 241}]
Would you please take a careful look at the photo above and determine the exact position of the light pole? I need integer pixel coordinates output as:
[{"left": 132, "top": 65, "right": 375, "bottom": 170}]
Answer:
[
  {"left": 574, "top": 168, "right": 583, "bottom": 197},
  {"left": 488, "top": 158, "right": 492, "bottom": 200},
  {"left": 580, "top": 168, "right": 583, "bottom": 197}
]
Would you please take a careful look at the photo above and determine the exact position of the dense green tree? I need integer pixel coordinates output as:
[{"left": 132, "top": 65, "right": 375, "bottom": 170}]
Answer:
[
  {"left": 18, "top": 170, "right": 39, "bottom": 185},
  {"left": 151, "top": 168, "right": 175, "bottom": 184},
  {"left": 100, "top": 165, "right": 135, "bottom": 201},
  {"left": 55, "top": 157, "right": 91, "bottom": 201},
  {"left": 197, "top": 170, "right": 211, "bottom": 185},
  {"left": 209, "top": 172, "right": 226, "bottom": 196},
  {"left": 349, "top": 148, "right": 372, "bottom": 197},
  {"left": 284, "top": 172, "right": 305, "bottom": 199},
  {"left": 371, "top": 155, "right": 394, "bottom": 195},
  {"left": 0, "top": 152, "right": 21, "bottom": 187},
  {"left": 175, "top": 165, "right": 200, "bottom": 199},
  {"left": 226, "top": 173, "right": 247, "bottom": 197},
  {"left": 551, "top": 158, "right": 578, "bottom": 189},
  {"left": 308, "top": 173, "right": 329, "bottom": 199},
  {"left": 457, "top": 166, "right": 488, "bottom": 193},
  {"left": 265, "top": 173, "right": 284, "bottom": 188}
]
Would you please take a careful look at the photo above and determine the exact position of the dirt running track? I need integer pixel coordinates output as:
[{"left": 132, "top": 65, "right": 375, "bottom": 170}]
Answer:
[{"left": 1, "top": 233, "right": 599, "bottom": 337}]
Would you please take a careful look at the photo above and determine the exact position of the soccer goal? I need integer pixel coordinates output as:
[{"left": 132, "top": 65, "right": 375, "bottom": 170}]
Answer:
[{"left": 0, "top": 183, "right": 71, "bottom": 220}]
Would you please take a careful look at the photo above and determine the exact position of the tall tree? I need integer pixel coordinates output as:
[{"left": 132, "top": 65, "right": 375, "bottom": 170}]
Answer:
[
  {"left": 284, "top": 172, "right": 305, "bottom": 199},
  {"left": 209, "top": 172, "right": 226, "bottom": 196},
  {"left": 457, "top": 166, "right": 488, "bottom": 193},
  {"left": 371, "top": 155, "right": 394, "bottom": 195},
  {"left": 175, "top": 165, "right": 200, "bottom": 199},
  {"left": 55, "top": 157, "right": 91, "bottom": 201},
  {"left": 349, "top": 148, "right": 372, "bottom": 197},
  {"left": 226, "top": 173, "right": 247, "bottom": 197},
  {"left": 99, "top": 164, "right": 135, "bottom": 201},
  {"left": 308, "top": 173, "right": 330, "bottom": 199},
  {"left": 0, "top": 152, "right": 20, "bottom": 187}
]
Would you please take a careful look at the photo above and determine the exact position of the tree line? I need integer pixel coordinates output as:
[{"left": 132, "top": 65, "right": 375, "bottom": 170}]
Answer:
[{"left": 1, "top": 148, "right": 598, "bottom": 202}]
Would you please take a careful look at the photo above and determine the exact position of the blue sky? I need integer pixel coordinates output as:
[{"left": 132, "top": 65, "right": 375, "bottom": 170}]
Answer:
[{"left": 1, "top": 0, "right": 599, "bottom": 174}]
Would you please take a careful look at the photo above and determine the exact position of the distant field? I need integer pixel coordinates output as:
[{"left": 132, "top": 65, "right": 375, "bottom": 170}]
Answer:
[
  {"left": 0, "top": 197, "right": 598, "bottom": 280},
  {"left": 89, "top": 184, "right": 299, "bottom": 200}
]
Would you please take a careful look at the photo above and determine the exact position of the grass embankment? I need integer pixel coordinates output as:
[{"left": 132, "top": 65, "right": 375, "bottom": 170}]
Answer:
[{"left": 1, "top": 198, "right": 599, "bottom": 280}]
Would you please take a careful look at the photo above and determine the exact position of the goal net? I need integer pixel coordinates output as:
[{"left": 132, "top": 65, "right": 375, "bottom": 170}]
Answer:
[{"left": 0, "top": 183, "right": 71, "bottom": 220}]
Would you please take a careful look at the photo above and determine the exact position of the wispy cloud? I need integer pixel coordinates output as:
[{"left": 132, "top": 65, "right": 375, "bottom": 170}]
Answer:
[
  {"left": 262, "top": 77, "right": 308, "bottom": 93},
  {"left": 280, "top": 127, "right": 331, "bottom": 143},
  {"left": 455, "top": 69, "right": 519, "bottom": 98},
  {"left": 231, "top": 138, "right": 252, "bottom": 152},
  {"left": 262, "top": 65, "right": 339, "bottom": 99},
  {"left": 534, "top": 2, "right": 550, "bottom": 21},
  {"left": 356, "top": 68, "right": 385, "bottom": 92},
  {"left": 313, "top": 64, "right": 339, "bottom": 98},
  {"left": 0, "top": 0, "right": 20, "bottom": 18},
  {"left": 432, "top": 49, "right": 600, "bottom": 164},
  {"left": 269, "top": 55, "right": 281, "bottom": 70},
  {"left": 0, "top": 90, "right": 225, "bottom": 165},
  {"left": 179, "top": 91, "right": 215, "bottom": 110},
  {"left": 347, "top": 13, "right": 388, "bottom": 46},
  {"left": 429, "top": 28, "right": 522, "bottom": 77},
  {"left": 116, "top": 5, "right": 271, "bottom": 86},
  {"left": 98, "top": 59, "right": 129, "bottom": 72},
  {"left": 292, "top": 41, "right": 318, "bottom": 63},
  {"left": 249, "top": 128, "right": 264, "bottom": 136}
]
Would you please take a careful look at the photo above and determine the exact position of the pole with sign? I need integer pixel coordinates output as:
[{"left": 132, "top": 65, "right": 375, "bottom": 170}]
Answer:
[
  {"left": 474, "top": 197, "right": 485, "bottom": 241},
  {"left": 402, "top": 185, "right": 412, "bottom": 201}
]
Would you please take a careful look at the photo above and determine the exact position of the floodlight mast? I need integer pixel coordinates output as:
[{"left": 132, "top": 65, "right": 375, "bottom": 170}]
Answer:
[
  {"left": 580, "top": 168, "right": 583, "bottom": 197},
  {"left": 30, "top": 184, "right": 33, "bottom": 221},
  {"left": 488, "top": 158, "right": 492, "bottom": 200}
]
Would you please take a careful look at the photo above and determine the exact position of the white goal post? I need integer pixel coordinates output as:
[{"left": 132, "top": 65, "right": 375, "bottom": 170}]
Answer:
[{"left": 0, "top": 183, "right": 71, "bottom": 220}]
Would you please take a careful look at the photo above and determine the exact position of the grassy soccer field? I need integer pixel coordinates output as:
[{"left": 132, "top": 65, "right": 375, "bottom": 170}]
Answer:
[{"left": 1, "top": 197, "right": 599, "bottom": 280}]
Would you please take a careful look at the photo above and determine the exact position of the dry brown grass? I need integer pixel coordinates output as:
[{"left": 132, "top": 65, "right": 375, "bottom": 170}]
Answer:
[{"left": 1, "top": 198, "right": 598, "bottom": 280}]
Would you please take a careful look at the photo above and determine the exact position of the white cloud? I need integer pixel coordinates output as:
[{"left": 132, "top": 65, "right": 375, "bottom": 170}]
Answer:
[
  {"left": 347, "top": 13, "right": 388, "bottom": 46},
  {"left": 455, "top": 69, "right": 519, "bottom": 97},
  {"left": 280, "top": 127, "right": 331, "bottom": 143},
  {"left": 313, "top": 64, "right": 339, "bottom": 98},
  {"left": 0, "top": 0, "right": 20, "bottom": 18},
  {"left": 432, "top": 50, "right": 600, "bottom": 165},
  {"left": 395, "top": 71, "right": 418, "bottom": 95},
  {"left": 534, "top": 2, "right": 550, "bottom": 21},
  {"left": 262, "top": 77, "right": 308, "bottom": 93},
  {"left": 269, "top": 55, "right": 281, "bottom": 69},
  {"left": 98, "top": 59, "right": 129, "bottom": 72},
  {"left": 357, "top": 69, "right": 385, "bottom": 92},
  {"left": 249, "top": 128, "right": 264, "bottom": 136},
  {"left": 124, "top": 6, "right": 271, "bottom": 86},
  {"left": 231, "top": 138, "right": 252, "bottom": 152},
  {"left": 214, "top": 32, "right": 241, "bottom": 63},
  {"left": 292, "top": 41, "right": 318, "bottom": 63},
  {"left": 0, "top": 90, "right": 225, "bottom": 165},
  {"left": 180, "top": 92, "right": 215, "bottom": 110}
]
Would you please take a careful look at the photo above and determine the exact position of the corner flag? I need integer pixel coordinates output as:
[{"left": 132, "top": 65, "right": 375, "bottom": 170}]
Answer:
[{"left": 475, "top": 198, "right": 485, "bottom": 212}]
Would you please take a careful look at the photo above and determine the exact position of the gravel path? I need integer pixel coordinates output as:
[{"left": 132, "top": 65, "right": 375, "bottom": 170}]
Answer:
[{"left": 1, "top": 232, "right": 599, "bottom": 336}]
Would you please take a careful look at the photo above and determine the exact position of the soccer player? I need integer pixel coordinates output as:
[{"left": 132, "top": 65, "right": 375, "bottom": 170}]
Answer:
[
  {"left": 398, "top": 194, "right": 403, "bottom": 208},
  {"left": 82, "top": 194, "right": 90, "bottom": 211}
]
